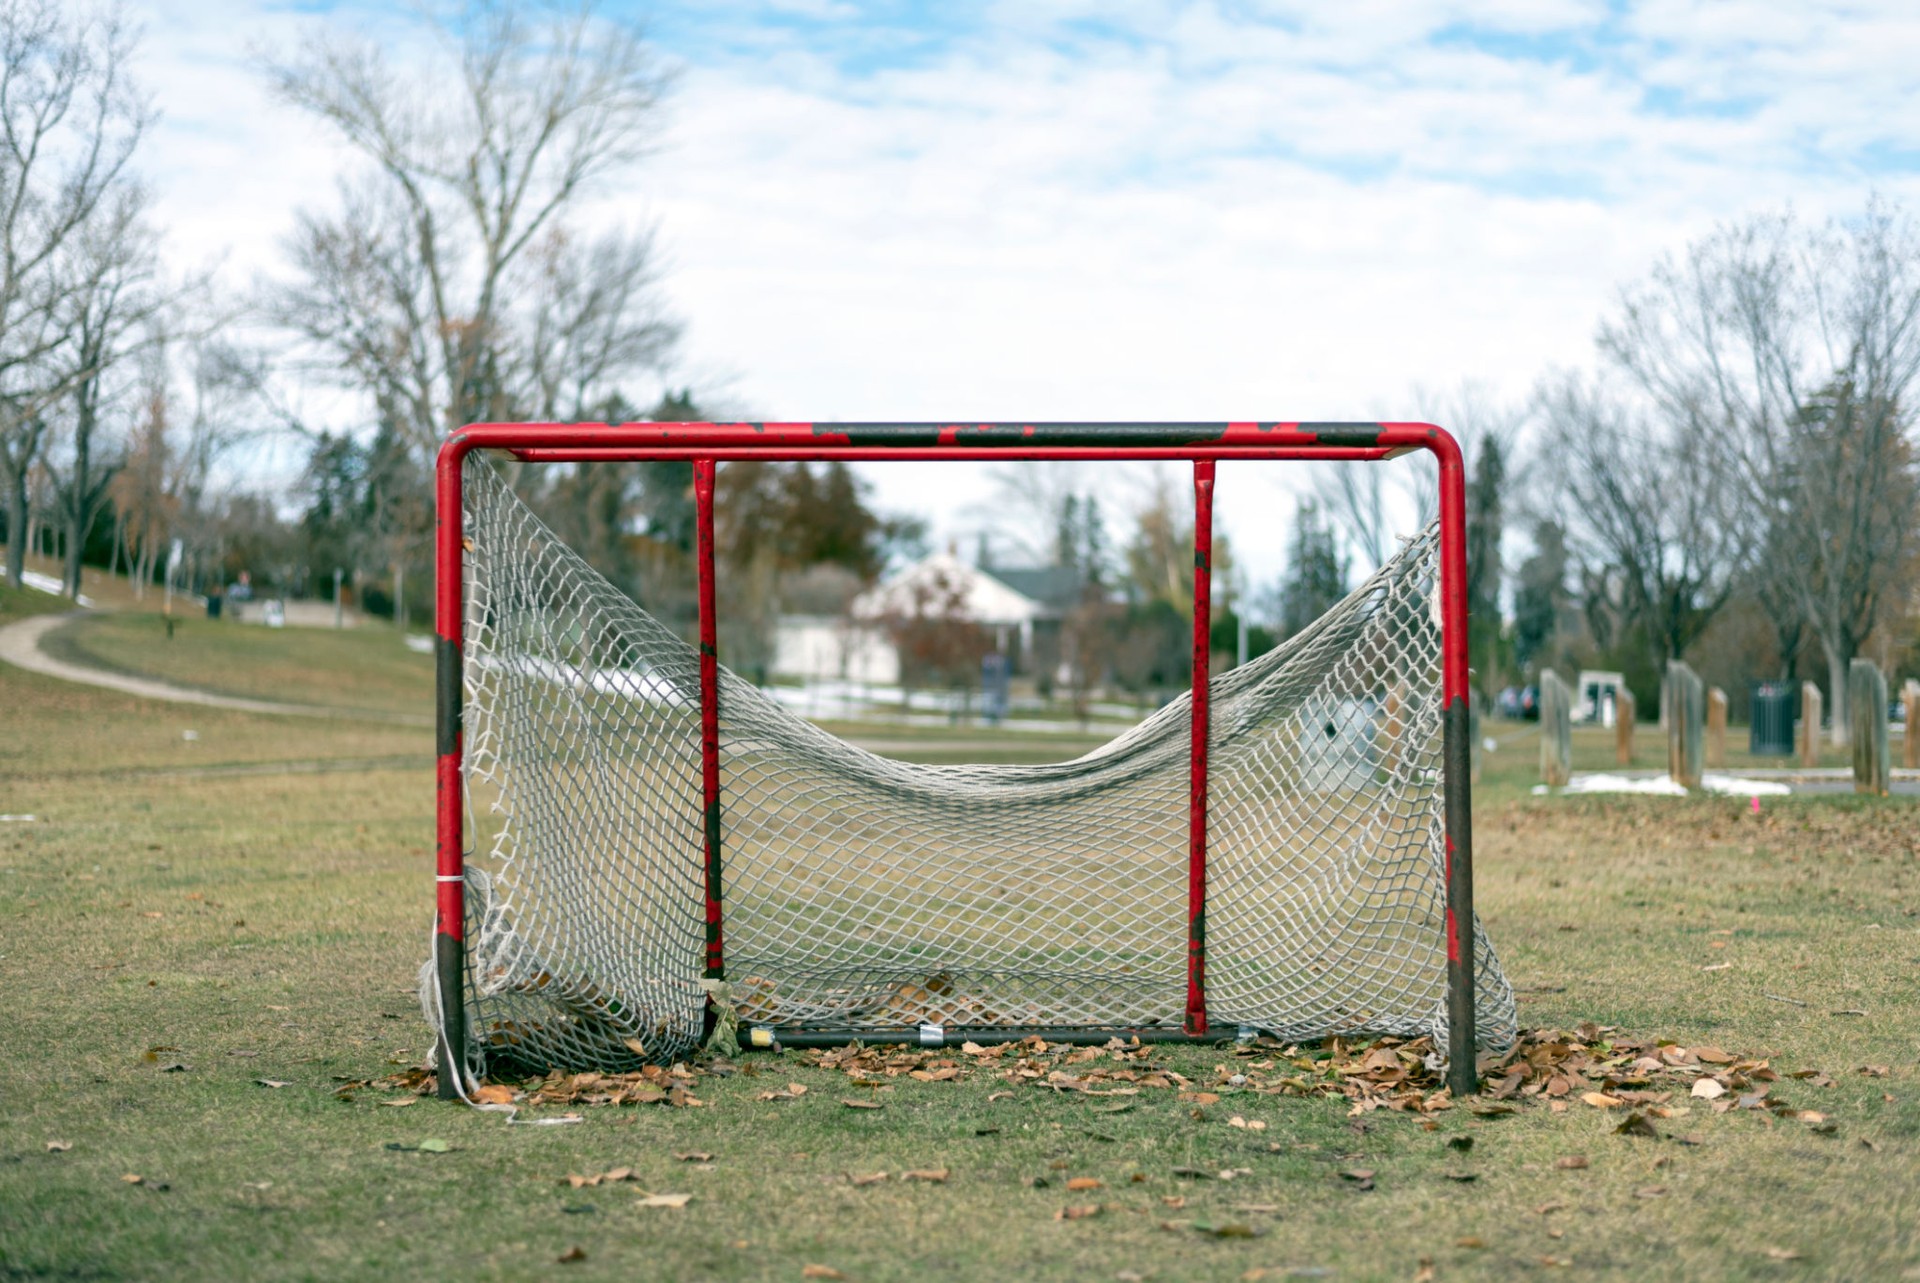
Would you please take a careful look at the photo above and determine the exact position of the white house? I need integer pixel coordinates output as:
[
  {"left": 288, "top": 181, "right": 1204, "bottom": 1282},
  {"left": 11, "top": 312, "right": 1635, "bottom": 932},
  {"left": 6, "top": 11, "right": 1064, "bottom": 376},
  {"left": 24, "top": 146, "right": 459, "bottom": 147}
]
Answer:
[
  {"left": 772, "top": 614, "right": 900, "bottom": 685},
  {"left": 770, "top": 551, "right": 1063, "bottom": 685}
]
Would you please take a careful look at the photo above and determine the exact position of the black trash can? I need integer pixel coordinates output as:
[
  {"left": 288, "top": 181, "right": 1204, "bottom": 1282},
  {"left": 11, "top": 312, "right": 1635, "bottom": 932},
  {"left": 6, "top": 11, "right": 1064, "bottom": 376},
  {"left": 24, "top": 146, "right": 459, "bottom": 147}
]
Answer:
[
  {"left": 1749, "top": 681, "right": 1795, "bottom": 756},
  {"left": 205, "top": 593, "right": 223, "bottom": 621}
]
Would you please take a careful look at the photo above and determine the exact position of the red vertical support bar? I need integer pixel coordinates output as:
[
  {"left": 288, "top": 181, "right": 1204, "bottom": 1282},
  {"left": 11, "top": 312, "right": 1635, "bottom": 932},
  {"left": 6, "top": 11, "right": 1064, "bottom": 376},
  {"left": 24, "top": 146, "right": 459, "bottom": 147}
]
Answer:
[
  {"left": 1432, "top": 433, "right": 1478, "bottom": 1097},
  {"left": 432, "top": 436, "right": 470, "bottom": 1099},
  {"left": 693, "top": 459, "right": 725, "bottom": 1003},
  {"left": 1185, "top": 460, "right": 1215, "bottom": 1037}
]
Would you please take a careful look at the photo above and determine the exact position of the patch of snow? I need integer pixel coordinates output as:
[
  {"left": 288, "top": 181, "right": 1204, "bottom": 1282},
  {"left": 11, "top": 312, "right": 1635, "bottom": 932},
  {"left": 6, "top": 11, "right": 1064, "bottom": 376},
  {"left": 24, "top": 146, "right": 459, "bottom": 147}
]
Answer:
[
  {"left": 18, "top": 570, "right": 95, "bottom": 607},
  {"left": 1700, "top": 773, "right": 1793, "bottom": 797},
  {"left": 1537, "top": 772, "right": 1794, "bottom": 797},
  {"left": 1561, "top": 773, "right": 1689, "bottom": 796}
]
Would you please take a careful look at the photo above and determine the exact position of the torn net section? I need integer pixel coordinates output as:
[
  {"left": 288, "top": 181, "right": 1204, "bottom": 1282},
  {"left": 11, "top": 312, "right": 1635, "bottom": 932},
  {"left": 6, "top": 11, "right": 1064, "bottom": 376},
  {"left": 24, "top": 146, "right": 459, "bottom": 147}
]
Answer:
[{"left": 432, "top": 459, "right": 1515, "bottom": 1077}]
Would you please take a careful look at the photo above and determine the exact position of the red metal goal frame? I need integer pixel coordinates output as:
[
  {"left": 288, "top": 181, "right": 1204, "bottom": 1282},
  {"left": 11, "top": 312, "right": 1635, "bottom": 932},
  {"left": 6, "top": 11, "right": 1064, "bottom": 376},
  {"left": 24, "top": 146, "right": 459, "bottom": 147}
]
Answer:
[{"left": 433, "top": 422, "right": 1478, "bottom": 1097}]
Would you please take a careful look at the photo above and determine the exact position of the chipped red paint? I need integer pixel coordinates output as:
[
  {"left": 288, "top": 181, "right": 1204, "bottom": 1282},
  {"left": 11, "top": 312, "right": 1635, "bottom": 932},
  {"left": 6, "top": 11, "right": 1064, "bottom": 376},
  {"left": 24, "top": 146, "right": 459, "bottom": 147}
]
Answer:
[
  {"left": 433, "top": 432, "right": 471, "bottom": 945},
  {"left": 1186, "top": 460, "right": 1215, "bottom": 1038},
  {"left": 694, "top": 459, "right": 725, "bottom": 984}
]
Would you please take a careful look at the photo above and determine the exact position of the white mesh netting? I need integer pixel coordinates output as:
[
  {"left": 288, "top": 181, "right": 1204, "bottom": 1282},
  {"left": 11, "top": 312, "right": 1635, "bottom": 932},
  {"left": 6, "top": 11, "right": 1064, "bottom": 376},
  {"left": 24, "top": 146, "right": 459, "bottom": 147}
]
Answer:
[{"left": 431, "top": 459, "right": 1516, "bottom": 1076}]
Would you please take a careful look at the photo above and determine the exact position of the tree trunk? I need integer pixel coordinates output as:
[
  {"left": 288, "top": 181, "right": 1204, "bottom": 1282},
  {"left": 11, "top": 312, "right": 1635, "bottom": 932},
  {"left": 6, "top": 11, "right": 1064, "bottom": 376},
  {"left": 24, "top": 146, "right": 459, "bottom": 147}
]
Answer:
[
  {"left": 64, "top": 527, "right": 83, "bottom": 600},
  {"left": 4, "top": 468, "right": 25, "bottom": 588},
  {"left": 1825, "top": 645, "right": 1851, "bottom": 749}
]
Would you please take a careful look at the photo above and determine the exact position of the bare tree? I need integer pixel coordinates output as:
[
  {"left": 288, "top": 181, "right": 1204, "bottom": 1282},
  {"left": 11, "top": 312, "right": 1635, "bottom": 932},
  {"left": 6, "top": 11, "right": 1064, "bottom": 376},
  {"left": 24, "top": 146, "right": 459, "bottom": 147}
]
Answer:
[
  {"left": 264, "top": 0, "right": 678, "bottom": 460},
  {"left": 0, "top": 0, "right": 150, "bottom": 587},
  {"left": 109, "top": 356, "right": 168, "bottom": 598},
  {"left": 1313, "top": 380, "right": 1522, "bottom": 573},
  {"left": 1599, "top": 203, "right": 1920, "bottom": 743},
  {"left": 967, "top": 462, "right": 1088, "bottom": 566},
  {"left": 523, "top": 228, "right": 678, "bottom": 421},
  {"left": 1533, "top": 372, "right": 1752, "bottom": 671},
  {"left": 43, "top": 180, "right": 171, "bottom": 597}
]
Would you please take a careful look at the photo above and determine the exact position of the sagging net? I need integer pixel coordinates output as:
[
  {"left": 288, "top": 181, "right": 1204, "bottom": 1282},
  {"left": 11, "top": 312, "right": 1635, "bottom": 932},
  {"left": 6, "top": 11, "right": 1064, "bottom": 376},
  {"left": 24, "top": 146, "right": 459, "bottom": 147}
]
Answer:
[{"left": 430, "top": 458, "right": 1516, "bottom": 1078}]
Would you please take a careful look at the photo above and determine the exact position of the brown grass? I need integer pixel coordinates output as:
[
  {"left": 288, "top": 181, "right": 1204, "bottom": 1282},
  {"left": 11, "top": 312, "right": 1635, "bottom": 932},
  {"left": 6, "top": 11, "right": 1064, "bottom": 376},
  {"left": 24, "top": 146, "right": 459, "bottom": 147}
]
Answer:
[{"left": 0, "top": 652, "right": 1917, "bottom": 1281}]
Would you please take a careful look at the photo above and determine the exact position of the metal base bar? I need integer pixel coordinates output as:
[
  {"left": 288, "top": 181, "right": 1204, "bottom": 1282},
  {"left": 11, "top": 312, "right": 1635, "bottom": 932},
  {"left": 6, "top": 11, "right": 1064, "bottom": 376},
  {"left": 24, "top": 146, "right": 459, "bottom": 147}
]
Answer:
[{"left": 736, "top": 1025, "right": 1247, "bottom": 1051}]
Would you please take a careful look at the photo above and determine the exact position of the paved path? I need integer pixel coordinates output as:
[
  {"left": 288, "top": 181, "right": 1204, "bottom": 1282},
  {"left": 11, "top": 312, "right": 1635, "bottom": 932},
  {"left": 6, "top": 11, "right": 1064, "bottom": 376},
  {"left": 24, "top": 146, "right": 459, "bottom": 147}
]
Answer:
[{"left": 0, "top": 611, "right": 430, "bottom": 726}]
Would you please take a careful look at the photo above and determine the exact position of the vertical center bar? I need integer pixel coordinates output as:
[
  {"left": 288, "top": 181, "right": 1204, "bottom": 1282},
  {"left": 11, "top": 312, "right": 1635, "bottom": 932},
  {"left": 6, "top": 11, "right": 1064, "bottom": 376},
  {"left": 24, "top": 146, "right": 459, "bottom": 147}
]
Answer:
[
  {"left": 693, "top": 459, "right": 726, "bottom": 1010},
  {"left": 1185, "top": 459, "right": 1215, "bottom": 1037}
]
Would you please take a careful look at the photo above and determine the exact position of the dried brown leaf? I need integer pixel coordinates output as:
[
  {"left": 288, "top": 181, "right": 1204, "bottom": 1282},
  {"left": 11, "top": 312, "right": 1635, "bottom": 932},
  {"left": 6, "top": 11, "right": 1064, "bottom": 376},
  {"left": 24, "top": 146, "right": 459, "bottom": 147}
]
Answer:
[
  {"left": 1055, "top": 1204, "right": 1102, "bottom": 1220},
  {"left": 45, "top": 1141, "right": 72, "bottom": 1153},
  {"left": 902, "top": 1168, "right": 948, "bottom": 1183},
  {"left": 1065, "top": 1177, "right": 1102, "bottom": 1192},
  {"left": 841, "top": 1099, "right": 883, "bottom": 1110},
  {"left": 1554, "top": 1156, "right": 1589, "bottom": 1170},
  {"left": 1614, "top": 1112, "right": 1661, "bottom": 1139},
  {"left": 801, "top": 1267, "right": 845, "bottom": 1280},
  {"left": 557, "top": 1246, "right": 587, "bottom": 1264},
  {"left": 635, "top": 1192, "right": 692, "bottom": 1208}
]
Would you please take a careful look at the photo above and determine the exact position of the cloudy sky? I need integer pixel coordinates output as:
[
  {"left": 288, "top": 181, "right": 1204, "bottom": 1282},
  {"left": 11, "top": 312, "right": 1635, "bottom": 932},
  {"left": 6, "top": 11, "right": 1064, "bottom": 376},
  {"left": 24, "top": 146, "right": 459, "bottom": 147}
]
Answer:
[{"left": 134, "top": 0, "right": 1920, "bottom": 584}]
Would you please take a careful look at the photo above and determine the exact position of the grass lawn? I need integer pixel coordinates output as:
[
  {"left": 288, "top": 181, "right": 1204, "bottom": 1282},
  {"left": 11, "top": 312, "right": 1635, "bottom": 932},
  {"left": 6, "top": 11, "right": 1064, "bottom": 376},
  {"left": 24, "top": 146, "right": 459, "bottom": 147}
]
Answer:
[
  {"left": 0, "top": 578, "right": 82, "bottom": 627},
  {"left": 1, "top": 637, "right": 1918, "bottom": 1281},
  {"left": 41, "top": 611, "right": 437, "bottom": 716}
]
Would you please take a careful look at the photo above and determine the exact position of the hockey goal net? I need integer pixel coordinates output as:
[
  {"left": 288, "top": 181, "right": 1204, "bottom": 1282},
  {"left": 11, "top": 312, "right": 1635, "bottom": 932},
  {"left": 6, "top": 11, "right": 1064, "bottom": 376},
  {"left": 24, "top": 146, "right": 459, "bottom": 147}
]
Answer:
[{"left": 426, "top": 424, "right": 1515, "bottom": 1097}]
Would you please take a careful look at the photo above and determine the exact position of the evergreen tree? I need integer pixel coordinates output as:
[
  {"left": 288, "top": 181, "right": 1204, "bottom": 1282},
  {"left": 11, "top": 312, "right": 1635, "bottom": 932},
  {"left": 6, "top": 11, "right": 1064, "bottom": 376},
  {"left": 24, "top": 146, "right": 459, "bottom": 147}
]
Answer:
[
  {"left": 1275, "top": 500, "right": 1348, "bottom": 639},
  {"left": 637, "top": 389, "right": 700, "bottom": 551},
  {"left": 1512, "top": 519, "right": 1568, "bottom": 676},
  {"left": 1465, "top": 436, "right": 1506, "bottom": 697}
]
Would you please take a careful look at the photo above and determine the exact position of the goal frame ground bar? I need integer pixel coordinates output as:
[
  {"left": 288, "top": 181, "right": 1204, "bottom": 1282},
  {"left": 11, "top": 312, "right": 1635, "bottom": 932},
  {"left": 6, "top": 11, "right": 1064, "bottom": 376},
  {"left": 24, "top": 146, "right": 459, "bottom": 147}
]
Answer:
[{"left": 433, "top": 422, "right": 1477, "bottom": 1098}]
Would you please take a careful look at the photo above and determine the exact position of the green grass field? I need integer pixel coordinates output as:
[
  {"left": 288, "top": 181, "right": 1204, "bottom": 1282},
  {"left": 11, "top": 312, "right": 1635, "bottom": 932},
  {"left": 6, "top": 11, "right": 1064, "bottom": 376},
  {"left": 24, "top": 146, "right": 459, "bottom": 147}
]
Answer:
[{"left": 2, "top": 608, "right": 1918, "bottom": 1281}]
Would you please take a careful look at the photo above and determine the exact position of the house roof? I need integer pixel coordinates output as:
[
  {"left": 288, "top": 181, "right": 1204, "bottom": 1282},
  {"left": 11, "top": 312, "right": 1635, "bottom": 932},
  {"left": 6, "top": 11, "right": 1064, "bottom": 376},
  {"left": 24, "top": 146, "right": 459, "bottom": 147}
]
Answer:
[
  {"left": 982, "top": 564, "right": 1086, "bottom": 611},
  {"left": 851, "top": 552, "right": 1050, "bottom": 626}
]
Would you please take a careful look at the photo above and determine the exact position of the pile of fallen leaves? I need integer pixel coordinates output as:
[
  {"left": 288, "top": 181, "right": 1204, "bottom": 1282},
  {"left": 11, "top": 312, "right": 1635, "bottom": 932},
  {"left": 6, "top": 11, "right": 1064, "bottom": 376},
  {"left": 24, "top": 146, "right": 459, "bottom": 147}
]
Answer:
[
  {"left": 369, "top": 1023, "right": 1879, "bottom": 1136},
  {"left": 365, "top": 1060, "right": 719, "bottom": 1108},
  {"left": 1475, "top": 1023, "right": 1883, "bottom": 1137}
]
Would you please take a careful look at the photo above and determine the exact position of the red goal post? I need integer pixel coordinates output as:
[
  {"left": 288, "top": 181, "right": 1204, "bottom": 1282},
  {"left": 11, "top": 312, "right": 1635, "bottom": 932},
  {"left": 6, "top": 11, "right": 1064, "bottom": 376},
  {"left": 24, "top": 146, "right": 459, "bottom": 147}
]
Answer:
[{"left": 432, "top": 422, "right": 1480, "bottom": 1097}]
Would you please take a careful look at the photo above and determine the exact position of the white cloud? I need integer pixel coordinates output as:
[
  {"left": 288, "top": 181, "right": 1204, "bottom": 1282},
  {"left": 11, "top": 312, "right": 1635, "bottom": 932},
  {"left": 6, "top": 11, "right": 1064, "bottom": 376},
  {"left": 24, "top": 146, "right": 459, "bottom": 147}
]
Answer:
[{"left": 124, "top": 0, "right": 1920, "bottom": 585}]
